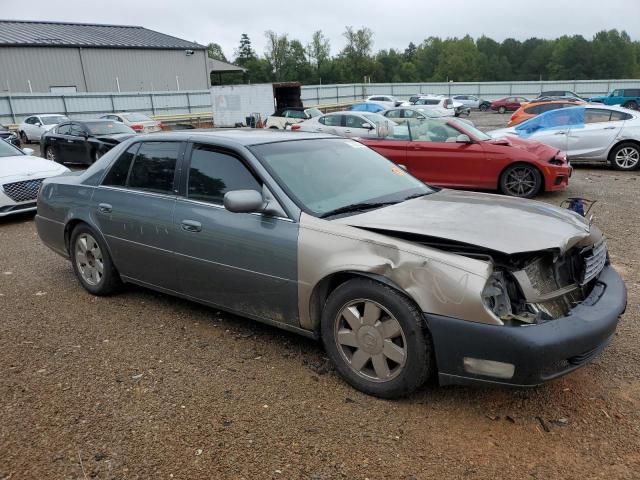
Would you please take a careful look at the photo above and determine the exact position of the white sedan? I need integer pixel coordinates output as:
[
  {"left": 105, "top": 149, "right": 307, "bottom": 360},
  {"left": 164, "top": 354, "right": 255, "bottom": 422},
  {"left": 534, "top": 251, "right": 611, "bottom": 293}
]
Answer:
[
  {"left": 489, "top": 105, "right": 640, "bottom": 170},
  {"left": 100, "top": 112, "right": 162, "bottom": 133},
  {"left": 0, "top": 142, "right": 69, "bottom": 217},
  {"left": 292, "top": 112, "right": 395, "bottom": 138},
  {"left": 18, "top": 114, "right": 69, "bottom": 143}
]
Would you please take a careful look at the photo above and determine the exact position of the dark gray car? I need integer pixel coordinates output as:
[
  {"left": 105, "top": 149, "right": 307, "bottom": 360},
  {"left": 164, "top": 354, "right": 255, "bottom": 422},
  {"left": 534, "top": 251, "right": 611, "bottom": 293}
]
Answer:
[{"left": 35, "top": 131, "right": 627, "bottom": 398}]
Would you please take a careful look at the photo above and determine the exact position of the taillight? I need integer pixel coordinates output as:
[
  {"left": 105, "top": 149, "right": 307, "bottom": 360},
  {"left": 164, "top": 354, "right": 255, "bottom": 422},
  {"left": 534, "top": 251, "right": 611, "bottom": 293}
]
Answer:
[
  {"left": 131, "top": 124, "right": 144, "bottom": 132},
  {"left": 291, "top": 124, "right": 301, "bottom": 131},
  {"left": 158, "top": 122, "right": 164, "bottom": 130}
]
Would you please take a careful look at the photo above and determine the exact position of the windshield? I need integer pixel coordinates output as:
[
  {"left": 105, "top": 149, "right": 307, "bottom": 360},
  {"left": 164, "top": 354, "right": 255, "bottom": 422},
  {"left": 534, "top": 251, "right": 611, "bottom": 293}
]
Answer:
[
  {"left": 451, "top": 119, "right": 491, "bottom": 140},
  {"left": 85, "top": 121, "right": 136, "bottom": 135},
  {"left": 121, "top": 112, "right": 152, "bottom": 122},
  {"left": 305, "top": 108, "right": 322, "bottom": 117},
  {"left": 251, "top": 138, "right": 434, "bottom": 217},
  {"left": 42, "top": 115, "right": 68, "bottom": 125},
  {"left": 0, "top": 140, "right": 23, "bottom": 158}
]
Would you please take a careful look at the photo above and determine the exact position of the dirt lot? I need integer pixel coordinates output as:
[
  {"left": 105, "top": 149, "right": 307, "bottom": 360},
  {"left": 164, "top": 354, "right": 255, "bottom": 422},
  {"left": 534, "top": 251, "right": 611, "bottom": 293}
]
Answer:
[{"left": 1, "top": 113, "right": 639, "bottom": 479}]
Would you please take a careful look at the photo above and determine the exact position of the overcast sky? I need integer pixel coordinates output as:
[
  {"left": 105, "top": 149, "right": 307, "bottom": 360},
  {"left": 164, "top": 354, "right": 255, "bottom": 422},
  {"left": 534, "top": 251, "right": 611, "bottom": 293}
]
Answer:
[{"left": 2, "top": 0, "right": 638, "bottom": 59}]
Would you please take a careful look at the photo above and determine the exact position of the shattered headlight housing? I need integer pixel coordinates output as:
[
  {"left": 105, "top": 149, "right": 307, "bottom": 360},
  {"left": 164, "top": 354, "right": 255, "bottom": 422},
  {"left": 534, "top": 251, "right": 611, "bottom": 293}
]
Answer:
[{"left": 482, "top": 271, "right": 512, "bottom": 319}]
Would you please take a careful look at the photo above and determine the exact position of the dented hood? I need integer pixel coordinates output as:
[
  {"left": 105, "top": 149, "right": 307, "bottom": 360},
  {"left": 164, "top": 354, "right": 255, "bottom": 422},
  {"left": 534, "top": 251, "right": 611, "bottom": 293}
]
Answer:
[{"left": 335, "top": 189, "right": 591, "bottom": 255}]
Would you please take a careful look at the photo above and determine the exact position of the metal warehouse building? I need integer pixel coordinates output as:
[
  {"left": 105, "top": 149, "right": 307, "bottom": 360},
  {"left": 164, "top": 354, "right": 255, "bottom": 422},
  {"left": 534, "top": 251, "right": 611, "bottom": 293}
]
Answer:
[{"left": 0, "top": 19, "right": 240, "bottom": 93}]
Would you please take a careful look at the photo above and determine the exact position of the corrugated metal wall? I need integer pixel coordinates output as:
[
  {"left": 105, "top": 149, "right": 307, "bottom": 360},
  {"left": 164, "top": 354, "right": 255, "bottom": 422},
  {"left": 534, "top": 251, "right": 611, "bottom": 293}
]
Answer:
[
  {"left": 0, "top": 46, "right": 209, "bottom": 94},
  {"left": 0, "top": 90, "right": 212, "bottom": 124},
  {"left": 302, "top": 79, "right": 640, "bottom": 105}
]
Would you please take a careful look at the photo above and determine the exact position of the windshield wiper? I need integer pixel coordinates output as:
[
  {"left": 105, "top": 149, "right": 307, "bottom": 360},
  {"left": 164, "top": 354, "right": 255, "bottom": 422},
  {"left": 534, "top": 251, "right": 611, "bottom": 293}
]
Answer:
[{"left": 320, "top": 201, "right": 399, "bottom": 219}]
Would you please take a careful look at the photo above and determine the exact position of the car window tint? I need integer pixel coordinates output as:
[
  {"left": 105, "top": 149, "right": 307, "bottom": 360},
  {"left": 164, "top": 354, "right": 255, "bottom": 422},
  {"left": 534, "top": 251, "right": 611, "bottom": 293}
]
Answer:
[
  {"left": 584, "top": 110, "right": 612, "bottom": 124},
  {"left": 384, "top": 110, "right": 402, "bottom": 119},
  {"left": 319, "top": 115, "right": 341, "bottom": 127},
  {"left": 56, "top": 124, "right": 72, "bottom": 135},
  {"left": 128, "top": 142, "right": 179, "bottom": 194},
  {"left": 286, "top": 110, "right": 306, "bottom": 119},
  {"left": 345, "top": 115, "right": 369, "bottom": 128},
  {"left": 187, "top": 145, "right": 261, "bottom": 205},
  {"left": 610, "top": 111, "right": 632, "bottom": 121},
  {"left": 69, "top": 123, "right": 86, "bottom": 136},
  {"left": 102, "top": 144, "right": 140, "bottom": 187}
]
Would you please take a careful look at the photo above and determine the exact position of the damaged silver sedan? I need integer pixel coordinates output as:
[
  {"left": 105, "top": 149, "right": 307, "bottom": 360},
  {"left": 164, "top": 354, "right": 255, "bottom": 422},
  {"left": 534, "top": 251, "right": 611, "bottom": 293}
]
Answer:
[{"left": 35, "top": 131, "right": 627, "bottom": 398}]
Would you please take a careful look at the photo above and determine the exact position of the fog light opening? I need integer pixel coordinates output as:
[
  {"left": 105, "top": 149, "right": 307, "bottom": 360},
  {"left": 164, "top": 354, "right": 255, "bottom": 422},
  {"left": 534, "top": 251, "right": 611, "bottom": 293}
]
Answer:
[{"left": 463, "top": 357, "right": 515, "bottom": 379}]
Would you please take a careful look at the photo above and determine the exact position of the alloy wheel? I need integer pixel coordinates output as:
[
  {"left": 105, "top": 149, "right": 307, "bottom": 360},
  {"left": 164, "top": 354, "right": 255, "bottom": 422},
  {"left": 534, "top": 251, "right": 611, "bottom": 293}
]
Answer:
[
  {"left": 614, "top": 147, "right": 639, "bottom": 169},
  {"left": 504, "top": 166, "right": 538, "bottom": 197},
  {"left": 75, "top": 233, "right": 104, "bottom": 286},
  {"left": 45, "top": 148, "right": 55, "bottom": 162},
  {"left": 334, "top": 299, "right": 407, "bottom": 382}
]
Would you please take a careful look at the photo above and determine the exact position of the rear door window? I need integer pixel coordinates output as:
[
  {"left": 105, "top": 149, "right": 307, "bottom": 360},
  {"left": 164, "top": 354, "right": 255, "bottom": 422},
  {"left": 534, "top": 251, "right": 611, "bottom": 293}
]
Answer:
[
  {"left": 610, "top": 111, "right": 633, "bottom": 121},
  {"left": 584, "top": 109, "right": 613, "bottom": 124},
  {"left": 128, "top": 142, "right": 180, "bottom": 194},
  {"left": 187, "top": 145, "right": 261, "bottom": 205},
  {"left": 102, "top": 144, "right": 140, "bottom": 187}
]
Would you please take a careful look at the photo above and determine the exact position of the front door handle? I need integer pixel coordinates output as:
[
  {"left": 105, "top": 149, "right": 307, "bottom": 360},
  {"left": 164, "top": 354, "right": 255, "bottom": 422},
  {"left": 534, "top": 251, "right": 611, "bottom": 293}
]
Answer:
[
  {"left": 603, "top": 126, "right": 616, "bottom": 130},
  {"left": 98, "top": 203, "right": 112, "bottom": 214},
  {"left": 554, "top": 131, "right": 567, "bottom": 135},
  {"left": 181, "top": 220, "right": 202, "bottom": 232}
]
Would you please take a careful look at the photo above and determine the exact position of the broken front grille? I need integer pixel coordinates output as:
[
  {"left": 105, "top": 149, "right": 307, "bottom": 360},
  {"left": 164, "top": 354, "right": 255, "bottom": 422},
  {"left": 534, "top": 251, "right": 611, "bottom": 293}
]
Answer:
[
  {"left": 582, "top": 239, "right": 607, "bottom": 285},
  {"left": 2, "top": 178, "right": 44, "bottom": 202}
]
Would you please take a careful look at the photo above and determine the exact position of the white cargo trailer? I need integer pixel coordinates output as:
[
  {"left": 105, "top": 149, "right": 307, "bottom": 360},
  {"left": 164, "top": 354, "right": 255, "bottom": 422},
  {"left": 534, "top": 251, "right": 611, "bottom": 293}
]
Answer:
[{"left": 210, "top": 82, "right": 303, "bottom": 127}]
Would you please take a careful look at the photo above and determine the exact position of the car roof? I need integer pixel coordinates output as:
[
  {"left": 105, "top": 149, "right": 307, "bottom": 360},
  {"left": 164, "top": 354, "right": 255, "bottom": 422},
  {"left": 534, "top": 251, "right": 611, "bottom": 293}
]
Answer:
[
  {"left": 143, "top": 129, "right": 338, "bottom": 146},
  {"left": 38, "top": 113, "right": 67, "bottom": 117}
]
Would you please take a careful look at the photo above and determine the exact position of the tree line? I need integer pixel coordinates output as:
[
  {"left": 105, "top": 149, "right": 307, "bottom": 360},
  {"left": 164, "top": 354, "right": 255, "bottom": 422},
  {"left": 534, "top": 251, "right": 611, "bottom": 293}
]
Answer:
[{"left": 207, "top": 28, "right": 640, "bottom": 85}]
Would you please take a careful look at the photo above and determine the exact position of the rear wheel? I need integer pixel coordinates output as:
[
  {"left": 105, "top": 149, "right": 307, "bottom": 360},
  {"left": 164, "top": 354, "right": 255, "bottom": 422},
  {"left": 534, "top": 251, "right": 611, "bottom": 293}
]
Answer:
[
  {"left": 70, "top": 225, "right": 121, "bottom": 296},
  {"left": 498, "top": 106, "right": 506, "bottom": 114},
  {"left": 321, "top": 278, "right": 433, "bottom": 398},
  {"left": 622, "top": 101, "right": 638, "bottom": 110},
  {"left": 479, "top": 104, "right": 489, "bottom": 112},
  {"left": 609, "top": 142, "right": 640, "bottom": 170},
  {"left": 500, "top": 164, "right": 543, "bottom": 198},
  {"left": 45, "top": 147, "right": 57, "bottom": 163}
]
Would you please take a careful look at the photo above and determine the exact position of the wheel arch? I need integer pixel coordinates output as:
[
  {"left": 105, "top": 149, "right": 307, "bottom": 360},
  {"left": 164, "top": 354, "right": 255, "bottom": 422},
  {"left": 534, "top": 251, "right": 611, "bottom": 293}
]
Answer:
[
  {"left": 307, "top": 270, "right": 414, "bottom": 333},
  {"left": 63, "top": 217, "right": 116, "bottom": 271},
  {"left": 607, "top": 139, "right": 640, "bottom": 162},
  {"left": 498, "top": 161, "right": 545, "bottom": 193}
]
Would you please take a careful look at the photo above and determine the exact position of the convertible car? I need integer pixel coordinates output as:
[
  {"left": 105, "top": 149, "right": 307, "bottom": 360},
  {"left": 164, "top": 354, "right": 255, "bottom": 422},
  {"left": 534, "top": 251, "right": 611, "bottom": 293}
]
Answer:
[
  {"left": 360, "top": 118, "right": 571, "bottom": 198},
  {"left": 489, "top": 105, "right": 640, "bottom": 170},
  {"left": 36, "top": 131, "right": 626, "bottom": 398}
]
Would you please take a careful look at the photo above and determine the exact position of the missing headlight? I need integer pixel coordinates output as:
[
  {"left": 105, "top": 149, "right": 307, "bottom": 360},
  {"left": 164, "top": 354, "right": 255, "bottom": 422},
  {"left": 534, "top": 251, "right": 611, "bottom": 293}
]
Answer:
[{"left": 482, "top": 271, "right": 512, "bottom": 318}]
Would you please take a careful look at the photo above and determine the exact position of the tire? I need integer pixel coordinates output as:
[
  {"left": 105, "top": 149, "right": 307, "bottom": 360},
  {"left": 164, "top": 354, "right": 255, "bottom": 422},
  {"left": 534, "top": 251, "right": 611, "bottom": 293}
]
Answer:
[
  {"left": 500, "top": 163, "right": 543, "bottom": 198},
  {"left": 609, "top": 142, "right": 640, "bottom": 171},
  {"left": 70, "top": 224, "right": 121, "bottom": 296},
  {"left": 479, "top": 104, "right": 489, "bottom": 112},
  {"left": 498, "top": 106, "right": 506, "bottom": 114},
  {"left": 269, "top": 126, "right": 279, "bottom": 130},
  {"left": 622, "top": 101, "right": 638, "bottom": 110},
  {"left": 45, "top": 147, "right": 57, "bottom": 163},
  {"left": 320, "top": 278, "right": 433, "bottom": 399},
  {"left": 19, "top": 131, "right": 29, "bottom": 144}
]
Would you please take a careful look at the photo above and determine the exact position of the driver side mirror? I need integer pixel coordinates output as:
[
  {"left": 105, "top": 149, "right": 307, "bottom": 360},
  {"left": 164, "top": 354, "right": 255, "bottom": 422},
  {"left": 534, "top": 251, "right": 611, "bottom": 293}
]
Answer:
[
  {"left": 35, "top": 122, "right": 42, "bottom": 127},
  {"left": 362, "top": 122, "right": 374, "bottom": 130},
  {"left": 456, "top": 134, "right": 472, "bottom": 143},
  {"left": 223, "top": 190, "right": 265, "bottom": 214}
]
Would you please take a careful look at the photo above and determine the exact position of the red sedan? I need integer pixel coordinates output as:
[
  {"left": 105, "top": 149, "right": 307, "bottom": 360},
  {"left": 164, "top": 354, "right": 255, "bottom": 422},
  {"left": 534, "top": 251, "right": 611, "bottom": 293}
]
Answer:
[
  {"left": 491, "top": 96, "right": 529, "bottom": 114},
  {"left": 358, "top": 118, "right": 571, "bottom": 198}
]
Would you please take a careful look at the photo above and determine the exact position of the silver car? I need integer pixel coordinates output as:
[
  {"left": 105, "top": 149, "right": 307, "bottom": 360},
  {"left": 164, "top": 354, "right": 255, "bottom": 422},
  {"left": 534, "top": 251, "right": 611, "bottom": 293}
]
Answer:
[
  {"left": 294, "top": 112, "right": 394, "bottom": 138},
  {"left": 35, "top": 131, "right": 627, "bottom": 398},
  {"left": 489, "top": 105, "right": 640, "bottom": 170}
]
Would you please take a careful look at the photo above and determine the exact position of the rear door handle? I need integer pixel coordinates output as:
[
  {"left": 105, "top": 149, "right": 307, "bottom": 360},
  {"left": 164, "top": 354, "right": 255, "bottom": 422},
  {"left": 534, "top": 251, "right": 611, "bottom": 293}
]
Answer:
[
  {"left": 98, "top": 203, "right": 112, "bottom": 214},
  {"left": 554, "top": 131, "right": 567, "bottom": 135},
  {"left": 181, "top": 220, "right": 202, "bottom": 232},
  {"left": 603, "top": 126, "right": 616, "bottom": 130}
]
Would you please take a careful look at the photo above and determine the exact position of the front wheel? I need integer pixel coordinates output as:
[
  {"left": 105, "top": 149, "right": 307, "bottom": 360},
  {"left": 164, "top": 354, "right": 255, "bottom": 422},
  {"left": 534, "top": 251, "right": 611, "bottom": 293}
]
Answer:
[
  {"left": 500, "top": 164, "right": 543, "bottom": 198},
  {"left": 70, "top": 225, "right": 121, "bottom": 296},
  {"left": 20, "top": 131, "right": 29, "bottom": 144},
  {"left": 479, "top": 104, "right": 489, "bottom": 112},
  {"left": 609, "top": 142, "right": 640, "bottom": 170},
  {"left": 45, "top": 147, "right": 57, "bottom": 163},
  {"left": 321, "top": 278, "right": 433, "bottom": 398}
]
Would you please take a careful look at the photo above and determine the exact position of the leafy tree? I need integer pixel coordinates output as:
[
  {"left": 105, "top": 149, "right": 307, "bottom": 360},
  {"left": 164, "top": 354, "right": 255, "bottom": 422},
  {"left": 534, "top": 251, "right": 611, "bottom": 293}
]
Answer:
[
  {"left": 235, "top": 34, "right": 256, "bottom": 65},
  {"left": 308, "top": 31, "right": 331, "bottom": 69},
  {"left": 207, "top": 42, "right": 227, "bottom": 62}
]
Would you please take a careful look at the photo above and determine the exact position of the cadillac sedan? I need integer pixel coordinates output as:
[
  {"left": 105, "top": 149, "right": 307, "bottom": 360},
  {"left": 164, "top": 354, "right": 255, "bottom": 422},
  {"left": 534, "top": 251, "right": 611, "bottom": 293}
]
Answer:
[{"left": 36, "top": 131, "right": 627, "bottom": 398}]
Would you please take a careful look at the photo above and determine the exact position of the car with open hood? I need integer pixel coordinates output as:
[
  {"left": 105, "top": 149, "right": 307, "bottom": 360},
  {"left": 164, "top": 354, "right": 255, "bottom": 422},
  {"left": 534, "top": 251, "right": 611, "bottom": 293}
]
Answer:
[
  {"left": 1, "top": 124, "right": 21, "bottom": 148},
  {"left": 35, "top": 131, "right": 626, "bottom": 398},
  {"left": 0, "top": 140, "right": 69, "bottom": 217},
  {"left": 40, "top": 119, "right": 136, "bottom": 165},
  {"left": 359, "top": 117, "right": 571, "bottom": 198},
  {"left": 489, "top": 105, "right": 640, "bottom": 170}
]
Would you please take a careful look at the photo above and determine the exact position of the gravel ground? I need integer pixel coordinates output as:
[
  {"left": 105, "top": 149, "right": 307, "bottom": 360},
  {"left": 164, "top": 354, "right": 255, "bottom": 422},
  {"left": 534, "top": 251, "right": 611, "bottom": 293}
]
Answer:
[{"left": 1, "top": 113, "right": 639, "bottom": 479}]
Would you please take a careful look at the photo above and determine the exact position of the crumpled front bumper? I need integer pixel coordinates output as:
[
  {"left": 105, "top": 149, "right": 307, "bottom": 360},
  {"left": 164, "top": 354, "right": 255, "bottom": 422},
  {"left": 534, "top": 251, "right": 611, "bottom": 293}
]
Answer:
[{"left": 425, "top": 265, "right": 627, "bottom": 387}]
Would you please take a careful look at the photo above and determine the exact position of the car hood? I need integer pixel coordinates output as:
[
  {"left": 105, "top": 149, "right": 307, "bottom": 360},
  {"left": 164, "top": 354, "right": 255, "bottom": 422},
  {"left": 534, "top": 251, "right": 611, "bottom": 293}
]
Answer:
[
  {"left": 483, "top": 134, "right": 557, "bottom": 155},
  {"left": 334, "top": 189, "right": 591, "bottom": 255},
  {"left": 0, "top": 155, "right": 69, "bottom": 179}
]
